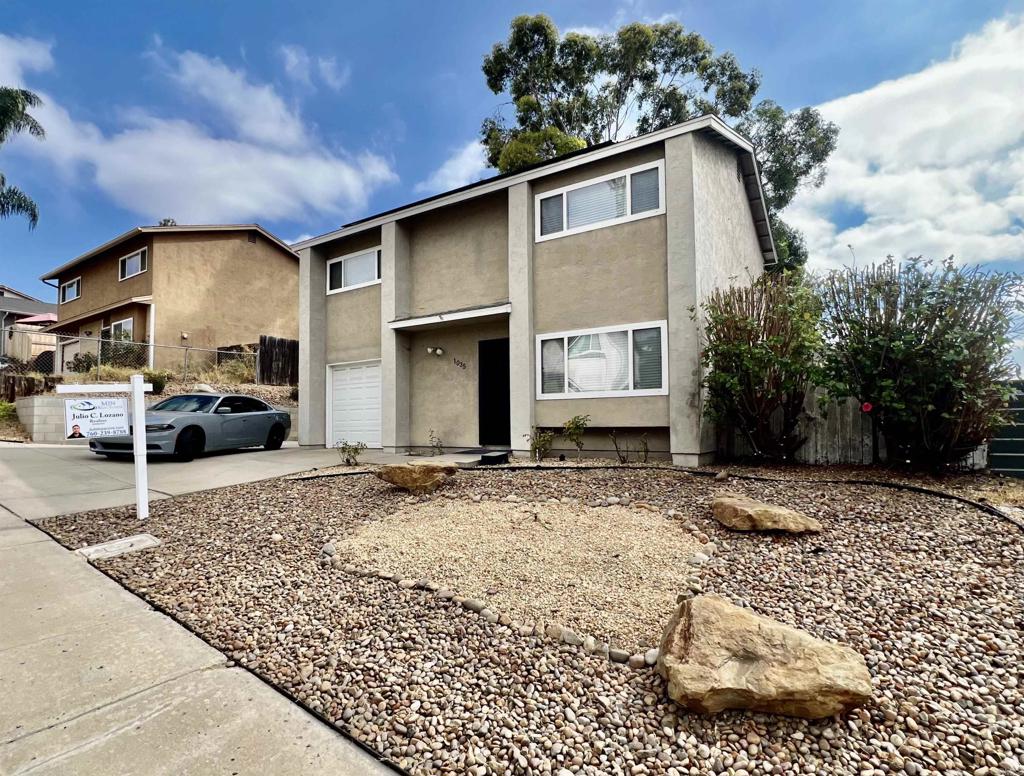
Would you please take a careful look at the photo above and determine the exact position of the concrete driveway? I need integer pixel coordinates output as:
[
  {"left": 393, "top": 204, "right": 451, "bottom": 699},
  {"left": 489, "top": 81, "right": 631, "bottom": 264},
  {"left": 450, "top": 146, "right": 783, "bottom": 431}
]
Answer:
[{"left": 0, "top": 442, "right": 340, "bottom": 520}]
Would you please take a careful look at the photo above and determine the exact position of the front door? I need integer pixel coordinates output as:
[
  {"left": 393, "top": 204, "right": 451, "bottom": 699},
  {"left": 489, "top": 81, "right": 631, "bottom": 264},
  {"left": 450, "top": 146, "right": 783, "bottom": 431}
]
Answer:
[{"left": 478, "top": 337, "right": 511, "bottom": 447}]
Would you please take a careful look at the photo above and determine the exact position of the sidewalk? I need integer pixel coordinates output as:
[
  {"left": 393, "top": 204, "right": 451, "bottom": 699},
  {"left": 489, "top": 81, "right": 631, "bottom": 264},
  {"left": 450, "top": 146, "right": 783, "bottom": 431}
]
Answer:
[{"left": 0, "top": 505, "right": 395, "bottom": 775}]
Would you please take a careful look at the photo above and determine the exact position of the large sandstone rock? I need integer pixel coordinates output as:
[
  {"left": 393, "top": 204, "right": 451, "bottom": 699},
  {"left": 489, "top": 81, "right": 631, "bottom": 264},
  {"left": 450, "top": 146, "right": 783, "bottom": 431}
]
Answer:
[
  {"left": 657, "top": 595, "right": 872, "bottom": 719},
  {"left": 712, "top": 492, "right": 823, "bottom": 533},
  {"left": 374, "top": 463, "right": 457, "bottom": 494}
]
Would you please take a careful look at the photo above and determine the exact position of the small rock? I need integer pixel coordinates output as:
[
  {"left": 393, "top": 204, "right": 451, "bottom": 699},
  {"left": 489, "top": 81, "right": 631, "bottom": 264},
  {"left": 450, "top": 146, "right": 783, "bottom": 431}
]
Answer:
[
  {"left": 628, "top": 653, "right": 646, "bottom": 669},
  {"left": 609, "top": 648, "right": 630, "bottom": 663},
  {"left": 320, "top": 541, "right": 336, "bottom": 556},
  {"left": 688, "top": 552, "right": 710, "bottom": 566},
  {"left": 463, "top": 598, "right": 486, "bottom": 613},
  {"left": 270, "top": 533, "right": 283, "bottom": 542},
  {"left": 561, "top": 628, "right": 583, "bottom": 646},
  {"left": 644, "top": 647, "right": 660, "bottom": 665}
]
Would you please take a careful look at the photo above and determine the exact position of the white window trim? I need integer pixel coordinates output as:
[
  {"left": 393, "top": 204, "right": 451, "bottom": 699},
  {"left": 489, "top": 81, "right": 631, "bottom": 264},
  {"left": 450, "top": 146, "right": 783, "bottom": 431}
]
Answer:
[
  {"left": 534, "top": 160, "right": 665, "bottom": 243},
  {"left": 110, "top": 316, "right": 134, "bottom": 340},
  {"left": 59, "top": 276, "right": 81, "bottom": 304},
  {"left": 535, "top": 319, "right": 669, "bottom": 400},
  {"left": 326, "top": 246, "right": 382, "bottom": 295},
  {"left": 118, "top": 247, "right": 148, "bottom": 281}
]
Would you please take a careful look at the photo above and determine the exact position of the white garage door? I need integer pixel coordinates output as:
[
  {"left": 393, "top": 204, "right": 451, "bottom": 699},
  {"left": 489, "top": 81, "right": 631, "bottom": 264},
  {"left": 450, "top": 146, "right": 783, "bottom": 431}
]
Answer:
[{"left": 329, "top": 361, "right": 382, "bottom": 448}]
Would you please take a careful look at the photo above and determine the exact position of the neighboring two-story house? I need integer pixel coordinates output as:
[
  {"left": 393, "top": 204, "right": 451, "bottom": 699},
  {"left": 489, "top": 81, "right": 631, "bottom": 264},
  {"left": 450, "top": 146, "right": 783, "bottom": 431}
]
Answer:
[
  {"left": 40, "top": 225, "right": 299, "bottom": 373},
  {"left": 295, "top": 115, "right": 775, "bottom": 465}
]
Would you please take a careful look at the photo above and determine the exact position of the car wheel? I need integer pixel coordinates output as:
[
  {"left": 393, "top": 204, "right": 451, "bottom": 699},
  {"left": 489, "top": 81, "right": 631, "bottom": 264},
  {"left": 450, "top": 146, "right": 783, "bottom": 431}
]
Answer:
[
  {"left": 264, "top": 424, "right": 286, "bottom": 450},
  {"left": 174, "top": 427, "right": 205, "bottom": 462}
]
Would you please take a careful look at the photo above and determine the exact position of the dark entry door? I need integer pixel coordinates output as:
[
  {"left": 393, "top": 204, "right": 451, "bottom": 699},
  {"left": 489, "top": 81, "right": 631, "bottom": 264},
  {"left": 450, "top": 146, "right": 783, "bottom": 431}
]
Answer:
[{"left": 478, "top": 337, "right": 511, "bottom": 446}]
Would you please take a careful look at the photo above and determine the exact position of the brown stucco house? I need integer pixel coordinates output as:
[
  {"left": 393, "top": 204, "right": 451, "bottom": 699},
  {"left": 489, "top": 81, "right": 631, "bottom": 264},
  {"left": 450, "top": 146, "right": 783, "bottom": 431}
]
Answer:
[
  {"left": 295, "top": 115, "right": 775, "bottom": 465},
  {"left": 40, "top": 225, "right": 298, "bottom": 373}
]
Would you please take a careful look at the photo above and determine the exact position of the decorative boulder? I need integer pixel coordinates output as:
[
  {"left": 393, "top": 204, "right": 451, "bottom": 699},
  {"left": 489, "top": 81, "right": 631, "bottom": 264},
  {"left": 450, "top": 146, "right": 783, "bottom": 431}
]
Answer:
[
  {"left": 374, "top": 463, "right": 457, "bottom": 494},
  {"left": 657, "top": 595, "right": 872, "bottom": 719},
  {"left": 712, "top": 492, "right": 823, "bottom": 533}
]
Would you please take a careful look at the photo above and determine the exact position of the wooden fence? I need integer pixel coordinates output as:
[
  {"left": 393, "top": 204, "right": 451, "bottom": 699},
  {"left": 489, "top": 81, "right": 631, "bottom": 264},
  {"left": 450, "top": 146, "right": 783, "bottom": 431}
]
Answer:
[
  {"left": 217, "top": 335, "right": 298, "bottom": 386},
  {"left": 730, "top": 387, "right": 988, "bottom": 468}
]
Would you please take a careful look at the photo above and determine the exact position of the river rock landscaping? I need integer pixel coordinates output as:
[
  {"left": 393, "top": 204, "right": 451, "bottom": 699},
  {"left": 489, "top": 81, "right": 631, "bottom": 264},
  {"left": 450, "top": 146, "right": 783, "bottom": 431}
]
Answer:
[{"left": 36, "top": 467, "right": 1024, "bottom": 776}]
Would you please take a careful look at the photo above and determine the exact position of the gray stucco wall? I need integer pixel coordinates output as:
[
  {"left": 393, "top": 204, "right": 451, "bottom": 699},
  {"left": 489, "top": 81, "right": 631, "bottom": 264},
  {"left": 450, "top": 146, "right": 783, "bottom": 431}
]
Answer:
[
  {"left": 692, "top": 134, "right": 764, "bottom": 300},
  {"left": 532, "top": 143, "right": 669, "bottom": 430},
  {"left": 325, "top": 286, "right": 381, "bottom": 365},
  {"left": 408, "top": 320, "right": 509, "bottom": 449},
  {"left": 406, "top": 192, "right": 509, "bottom": 317}
]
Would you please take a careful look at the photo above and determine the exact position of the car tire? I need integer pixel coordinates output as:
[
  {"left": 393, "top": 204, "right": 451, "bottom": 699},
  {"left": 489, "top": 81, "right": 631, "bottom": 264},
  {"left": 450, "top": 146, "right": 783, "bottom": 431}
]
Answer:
[
  {"left": 174, "top": 427, "right": 205, "bottom": 462},
  {"left": 264, "top": 424, "right": 286, "bottom": 451}
]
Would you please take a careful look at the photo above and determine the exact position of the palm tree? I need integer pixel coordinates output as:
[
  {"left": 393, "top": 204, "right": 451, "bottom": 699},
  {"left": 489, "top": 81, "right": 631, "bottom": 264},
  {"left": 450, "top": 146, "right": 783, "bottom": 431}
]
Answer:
[{"left": 0, "top": 86, "right": 45, "bottom": 228}]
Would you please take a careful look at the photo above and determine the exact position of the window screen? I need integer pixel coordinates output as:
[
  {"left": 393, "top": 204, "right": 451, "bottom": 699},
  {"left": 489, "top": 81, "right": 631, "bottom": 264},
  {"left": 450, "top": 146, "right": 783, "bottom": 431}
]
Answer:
[
  {"left": 630, "top": 168, "right": 660, "bottom": 214},
  {"left": 566, "top": 177, "right": 626, "bottom": 230},
  {"left": 539, "top": 194, "right": 563, "bottom": 236},
  {"left": 567, "top": 330, "right": 628, "bottom": 392},
  {"left": 632, "top": 327, "right": 662, "bottom": 389},
  {"left": 329, "top": 249, "right": 379, "bottom": 291},
  {"left": 540, "top": 338, "right": 565, "bottom": 393}
]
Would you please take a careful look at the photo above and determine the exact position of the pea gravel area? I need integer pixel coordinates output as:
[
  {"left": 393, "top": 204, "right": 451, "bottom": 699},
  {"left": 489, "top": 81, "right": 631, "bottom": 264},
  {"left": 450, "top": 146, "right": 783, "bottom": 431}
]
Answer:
[
  {"left": 36, "top": 468, "right": 1024, "bottom": 776},
  {"left": 340, "top": 499, "right": 702, "bottom": 651}
]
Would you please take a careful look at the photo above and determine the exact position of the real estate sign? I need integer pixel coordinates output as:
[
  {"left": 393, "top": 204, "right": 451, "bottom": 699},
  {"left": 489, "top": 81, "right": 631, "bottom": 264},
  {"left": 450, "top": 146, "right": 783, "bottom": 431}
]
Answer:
[{"left": 64, "top": 397, "right": 130, "bottom": 439}]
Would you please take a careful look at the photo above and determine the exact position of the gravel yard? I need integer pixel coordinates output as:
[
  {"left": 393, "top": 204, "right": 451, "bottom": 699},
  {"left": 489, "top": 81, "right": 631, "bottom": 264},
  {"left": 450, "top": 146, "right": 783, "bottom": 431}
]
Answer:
[
  {"left": 37, "top": 468, "right": 1024, "bottom": 776},
  {"left": 341, "top": 499, "right": 702, "bottom": 651}
]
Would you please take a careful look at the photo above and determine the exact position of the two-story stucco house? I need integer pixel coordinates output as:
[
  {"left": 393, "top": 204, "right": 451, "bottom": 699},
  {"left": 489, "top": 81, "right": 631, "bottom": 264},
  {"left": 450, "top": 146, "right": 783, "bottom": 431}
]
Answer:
[
  {"left": 295, "top": 115, "right": 775, "bottom": 465},
  {"left": 40, "top": 224, "right": 299, "bottom": 372}
]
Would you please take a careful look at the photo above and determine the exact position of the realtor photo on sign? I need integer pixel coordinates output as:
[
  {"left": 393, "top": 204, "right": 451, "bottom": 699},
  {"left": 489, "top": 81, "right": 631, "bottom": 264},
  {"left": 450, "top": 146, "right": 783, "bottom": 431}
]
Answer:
[{"left": 64, "top": 398, "right": 130, "bottom": 439}]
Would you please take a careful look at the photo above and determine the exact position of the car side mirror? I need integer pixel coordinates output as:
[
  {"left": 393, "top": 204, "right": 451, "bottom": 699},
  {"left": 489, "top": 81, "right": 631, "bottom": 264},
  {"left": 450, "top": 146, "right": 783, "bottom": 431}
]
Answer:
[{"left": 215, "top": 407, "right": 232, "bottom": 414}]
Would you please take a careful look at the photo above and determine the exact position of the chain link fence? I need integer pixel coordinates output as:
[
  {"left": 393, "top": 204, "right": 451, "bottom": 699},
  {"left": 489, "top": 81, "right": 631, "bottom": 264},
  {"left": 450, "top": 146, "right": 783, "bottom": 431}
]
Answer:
[{"left": 1, "top": 326, "right": 259, "bottom": 386}]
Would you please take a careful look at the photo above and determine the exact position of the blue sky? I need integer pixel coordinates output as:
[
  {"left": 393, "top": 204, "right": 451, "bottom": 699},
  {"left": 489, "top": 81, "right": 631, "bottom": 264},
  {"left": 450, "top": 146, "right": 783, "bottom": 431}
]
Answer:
[{"left": 2, "top": 0, "right": 1022, "bottom": 313}]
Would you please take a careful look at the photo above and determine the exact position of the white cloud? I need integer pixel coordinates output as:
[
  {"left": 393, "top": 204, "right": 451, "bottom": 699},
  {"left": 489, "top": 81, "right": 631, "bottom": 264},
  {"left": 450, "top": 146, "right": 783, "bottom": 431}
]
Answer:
[
  {"left": 317, "top": 56, "right": 350, "bottom": 91},
  {"left": 414, "top": 140, "right": 489, "bottom": 195},
  {"left": 162, "top": 48, "right": 307, "bottom": 149},
  {"left": 1, "top": 35, "right": 396, "bottom": 224},
  {"left": 279, "top": 44, "right": 312, "bottom": 86},
  {"left": 785, "top": 15, "right": 1024, "bottom": 272}
]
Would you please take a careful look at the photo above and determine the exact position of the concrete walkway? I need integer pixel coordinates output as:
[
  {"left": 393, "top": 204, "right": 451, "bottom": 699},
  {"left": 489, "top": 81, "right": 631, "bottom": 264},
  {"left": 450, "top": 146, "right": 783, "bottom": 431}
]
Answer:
[{"left": 0, "top": 450, "right": 397, "bottom": 774}]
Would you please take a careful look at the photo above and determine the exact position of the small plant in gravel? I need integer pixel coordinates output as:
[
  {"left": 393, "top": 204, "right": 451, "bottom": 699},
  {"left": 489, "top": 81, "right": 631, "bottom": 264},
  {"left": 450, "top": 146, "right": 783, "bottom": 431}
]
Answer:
[
  {"left": 523, "top": 426, "right": 554, "bottom": 462},
  {"left": 428, "top": 428, "right": 444, "bottom": 456},
  {"left": 334, "top": 439, "right": 367, "bottom": 466},
  {"left": 561, "top": 414, "right": 591, "bottom": 461},
  {"left": 608, "top": 430, "right": 650, "bottom": 464},
  {"left": 142, "top": 369, "right": 172, "bottom": 394}
]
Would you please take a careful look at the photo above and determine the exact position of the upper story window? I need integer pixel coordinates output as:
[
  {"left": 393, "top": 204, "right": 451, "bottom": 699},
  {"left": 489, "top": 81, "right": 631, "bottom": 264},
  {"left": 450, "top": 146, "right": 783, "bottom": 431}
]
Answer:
[
  {"left": 59, "top": 277, "right": 81, "bottom": 304},
  {"left": 327, "top": 247, "right": 381, "bottom": 294},
  {"left": 535, "top": 160, "right": 665, "bottom": 242},
  {"left": 119, "top": 248, "right": 148, "bottom": 281},
  {"left": 536, "top": 320, "right": 668, "bottom": 399}
]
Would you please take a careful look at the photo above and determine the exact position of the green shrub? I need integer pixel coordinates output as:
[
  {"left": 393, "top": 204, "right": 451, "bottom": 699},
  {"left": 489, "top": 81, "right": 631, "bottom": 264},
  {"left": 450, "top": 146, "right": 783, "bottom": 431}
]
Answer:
[
  {"left": 819, "top": 257, "right": 1022, "bottom": 468},
  {"left": 428, "top": 428, "right": 444, "bottom": 456},
  {"left": 561, "top": 414, "right": 590, "bottom": 461},
  {"left": 143, "top": 369, "right": 172, "bottom": 394},
  {"left": 523, "top": 426, "right": 554, "bottom": 462},
  {"left": 68, "top": 351, "right": 97, "bottom": 373},
  {"left": 698, "top": 273, "right": 822, "bottom": 462},
  {"left": 334, "top": 439, "right": 367, "bottom": 466},
  {"left": 0, "top": 401, "right": 16, "bottom": 421}
]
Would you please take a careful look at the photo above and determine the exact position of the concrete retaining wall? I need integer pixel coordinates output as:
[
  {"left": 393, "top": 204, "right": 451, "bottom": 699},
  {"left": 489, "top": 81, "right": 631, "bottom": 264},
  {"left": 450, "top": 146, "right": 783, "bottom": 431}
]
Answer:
[{"left": 16, "top": 395, "right": 299, "bottom": 444}]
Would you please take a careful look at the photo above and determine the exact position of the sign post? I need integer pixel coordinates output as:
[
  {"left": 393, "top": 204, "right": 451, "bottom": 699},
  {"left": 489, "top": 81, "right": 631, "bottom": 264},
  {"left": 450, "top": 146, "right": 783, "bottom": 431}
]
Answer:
[{"left": 58, "top": 375, "right": 153, "bottom": 519}]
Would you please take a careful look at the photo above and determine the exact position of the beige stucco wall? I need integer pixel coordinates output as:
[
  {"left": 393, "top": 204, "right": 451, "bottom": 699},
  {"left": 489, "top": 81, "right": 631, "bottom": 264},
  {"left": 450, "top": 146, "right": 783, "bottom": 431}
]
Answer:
[
  {"left": 405, "top": 192, "right": 508, "bottom": 318},
  {"left": 693, "top": 134, "right": 764, "bottom": 300},
  {"left": 151, "top": 231, "right": 298, "bottom": 354},
  {"left": 408, "top": 320, "right": 508, "bottom": 449},
  {"left": 321, "top": 227, "right": 384, "bottom": 365},
  {"left": 54, "top": 235, "right": 153, "bottom": 326}
]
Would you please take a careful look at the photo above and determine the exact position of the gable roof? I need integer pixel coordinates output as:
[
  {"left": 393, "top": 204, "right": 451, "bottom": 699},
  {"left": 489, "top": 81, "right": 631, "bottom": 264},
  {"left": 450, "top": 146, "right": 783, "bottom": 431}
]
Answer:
[
  {"left": 0, "top": 284, "right": 43, "bottom": 302},
  {"left": 0, "top": 294, "right": 57, "bottom": 317},
  {"left": 293, "top": 114, "right": 776, "bottom": 264},
  {"left": 40, "top": 224, "right": 298, "bottom": 282}
]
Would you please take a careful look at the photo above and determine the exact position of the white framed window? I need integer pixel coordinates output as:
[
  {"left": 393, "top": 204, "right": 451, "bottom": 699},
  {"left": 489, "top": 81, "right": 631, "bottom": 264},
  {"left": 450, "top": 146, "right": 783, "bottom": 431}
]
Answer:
[
  {"left": 536, "top": 320, "right": 668, "bottom": 399},
  {"left": 59, "top": 277, "right": 81, "bottom": 304},
  {"left": 118, "top": 248, "right": 148, "bottom": 281},
  {"left": 534, "top": 160, "right": 665, "bottom": 242},
  {"left": 326, "top": 246, "right": 382, "bottom": 294},
  {"left": 110, "top": 317, "right": 134, "bottom": 341}
]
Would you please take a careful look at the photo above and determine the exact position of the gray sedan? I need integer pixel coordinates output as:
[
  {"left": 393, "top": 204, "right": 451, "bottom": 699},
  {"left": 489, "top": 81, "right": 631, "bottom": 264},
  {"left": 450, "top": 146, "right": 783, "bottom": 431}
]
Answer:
[{"left": 89, "top": 393, "right": 291, "bottom": 461}]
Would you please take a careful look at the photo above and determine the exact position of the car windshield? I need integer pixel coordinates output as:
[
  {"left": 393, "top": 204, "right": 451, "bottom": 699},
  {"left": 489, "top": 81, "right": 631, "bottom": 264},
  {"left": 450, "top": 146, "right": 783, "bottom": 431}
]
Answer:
[{"left": 150, "top": 395, "right": 218, "bottom": 413}]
